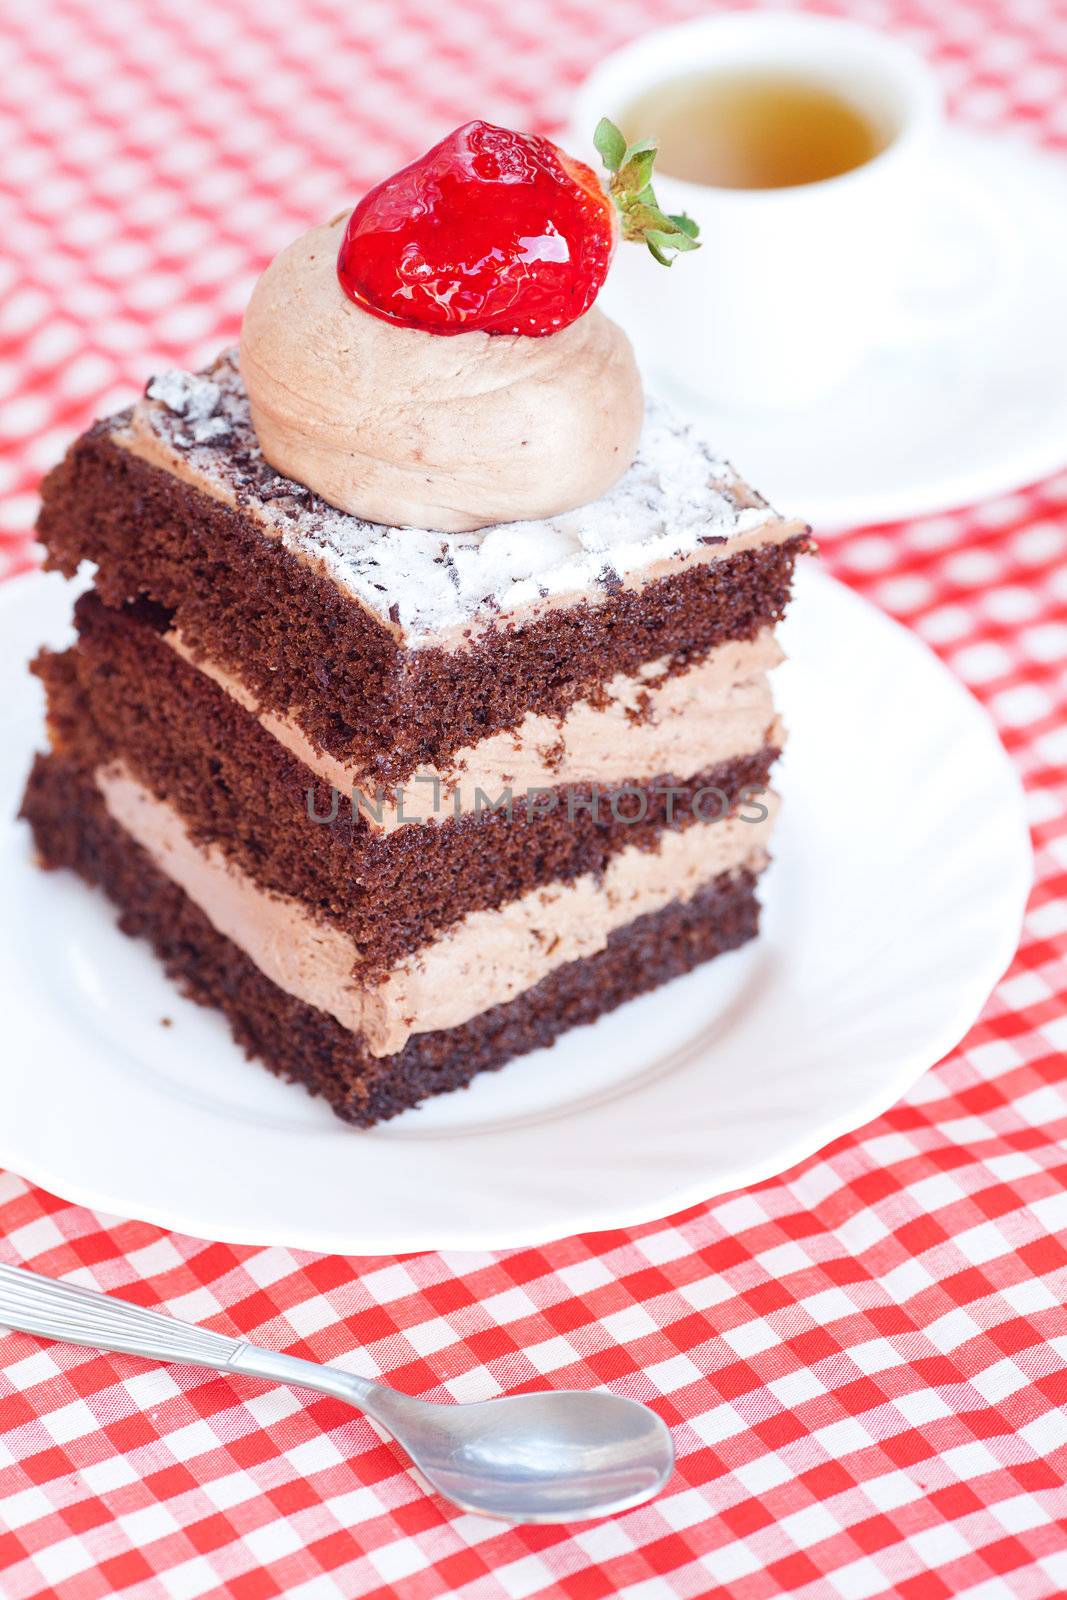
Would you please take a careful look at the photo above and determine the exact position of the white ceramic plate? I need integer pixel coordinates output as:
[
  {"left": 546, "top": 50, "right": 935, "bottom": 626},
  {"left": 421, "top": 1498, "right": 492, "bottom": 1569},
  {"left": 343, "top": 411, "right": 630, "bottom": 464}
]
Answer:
[
  {"left": 1, "top": 564, "right": 1030, "bottom": 1253},
  {"left": 621, "top": 129, "right": 1067, "bottom": 530}
]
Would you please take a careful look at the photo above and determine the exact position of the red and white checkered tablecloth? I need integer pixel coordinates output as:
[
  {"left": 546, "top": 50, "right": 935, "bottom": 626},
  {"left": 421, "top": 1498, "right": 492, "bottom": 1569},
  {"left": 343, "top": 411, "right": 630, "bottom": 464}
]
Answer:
[{"left": 2, "top": 0, "right": 1066, "bottom": 1595}]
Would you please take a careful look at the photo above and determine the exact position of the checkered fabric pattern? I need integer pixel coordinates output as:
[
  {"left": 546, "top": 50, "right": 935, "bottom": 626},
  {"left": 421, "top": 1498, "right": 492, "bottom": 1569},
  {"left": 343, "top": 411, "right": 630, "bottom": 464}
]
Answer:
[{"left": 2, "top": 0, "right": 1066, "bottom": 1595}]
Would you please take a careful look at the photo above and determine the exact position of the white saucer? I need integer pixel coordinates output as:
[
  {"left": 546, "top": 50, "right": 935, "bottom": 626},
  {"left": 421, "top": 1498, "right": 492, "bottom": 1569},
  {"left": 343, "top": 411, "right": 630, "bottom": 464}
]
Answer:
[
  {"left": 645, "top": 129, "right": 1067, "bottom": 529},
  {"left": 0, "top": 565, "right": 1030, "bottom": 1254}
]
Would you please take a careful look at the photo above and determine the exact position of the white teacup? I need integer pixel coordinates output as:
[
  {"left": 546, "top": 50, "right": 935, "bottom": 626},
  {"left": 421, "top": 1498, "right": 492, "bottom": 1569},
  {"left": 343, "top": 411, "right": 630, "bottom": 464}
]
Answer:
[{"left": 573, "top": 14, "right": 971, "bottom": 411}]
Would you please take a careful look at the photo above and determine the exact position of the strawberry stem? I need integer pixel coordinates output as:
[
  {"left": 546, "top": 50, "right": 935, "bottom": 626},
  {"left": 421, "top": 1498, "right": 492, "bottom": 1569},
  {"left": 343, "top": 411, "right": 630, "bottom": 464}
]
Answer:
[{"left": 594, "top": 117, "right": 700, "bottom": 266}]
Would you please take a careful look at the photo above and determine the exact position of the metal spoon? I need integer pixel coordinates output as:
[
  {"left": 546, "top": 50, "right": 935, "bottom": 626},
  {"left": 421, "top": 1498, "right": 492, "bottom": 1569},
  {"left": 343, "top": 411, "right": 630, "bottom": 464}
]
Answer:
[{"left": 0, "top": 1262, "right": 673, "bottom": 1523}]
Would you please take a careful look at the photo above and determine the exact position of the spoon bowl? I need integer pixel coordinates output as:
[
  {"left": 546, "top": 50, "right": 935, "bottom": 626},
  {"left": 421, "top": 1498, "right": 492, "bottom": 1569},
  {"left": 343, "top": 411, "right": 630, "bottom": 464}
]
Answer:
[{"left": 381, "top": 1388, "right": 675, "bottom": 1522}]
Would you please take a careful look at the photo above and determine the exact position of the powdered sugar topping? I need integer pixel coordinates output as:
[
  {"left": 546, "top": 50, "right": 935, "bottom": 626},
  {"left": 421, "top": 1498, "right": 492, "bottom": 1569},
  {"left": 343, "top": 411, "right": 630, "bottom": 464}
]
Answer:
[{"left": 137, "top": 352, "right": 789, "bottom": 645}]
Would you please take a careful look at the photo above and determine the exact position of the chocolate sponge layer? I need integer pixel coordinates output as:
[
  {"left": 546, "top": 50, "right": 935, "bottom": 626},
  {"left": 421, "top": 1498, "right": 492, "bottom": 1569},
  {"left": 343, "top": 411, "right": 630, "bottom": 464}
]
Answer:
[
  {"left": 37, "top": 420, "right": 807, "bottom": 785},
  {"left": 21, "top": 753, "right": 763, "bottom": 1127},
  {"left": 32, "top": 592, "right": 778, "bottom": 979}
]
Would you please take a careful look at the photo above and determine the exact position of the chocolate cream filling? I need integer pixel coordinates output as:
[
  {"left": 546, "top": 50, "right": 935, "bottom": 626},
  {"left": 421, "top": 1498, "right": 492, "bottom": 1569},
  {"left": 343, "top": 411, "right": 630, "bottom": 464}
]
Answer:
[
  {"left": 163, "top": 625, "right": 785, "bottom": 830},
  {"left": 97, "top": 761, "right": 777, "bottom": 1057}
]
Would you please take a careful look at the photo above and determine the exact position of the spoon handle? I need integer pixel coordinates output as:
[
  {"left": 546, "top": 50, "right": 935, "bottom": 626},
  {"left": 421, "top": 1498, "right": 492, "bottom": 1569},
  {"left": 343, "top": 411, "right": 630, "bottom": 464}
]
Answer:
[
  {"left": 0, "top": 1263, "right": 371, "bottom": 1405},
  {"left": 0, "top": 1260, "right": 246, "bottom": 1369}
]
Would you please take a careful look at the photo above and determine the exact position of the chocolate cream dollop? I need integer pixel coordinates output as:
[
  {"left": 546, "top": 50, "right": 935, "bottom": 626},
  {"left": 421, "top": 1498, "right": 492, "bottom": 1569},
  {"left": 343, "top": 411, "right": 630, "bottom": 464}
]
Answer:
[{"left": 239, "top": 215, "right": 644, "bottom": 533}]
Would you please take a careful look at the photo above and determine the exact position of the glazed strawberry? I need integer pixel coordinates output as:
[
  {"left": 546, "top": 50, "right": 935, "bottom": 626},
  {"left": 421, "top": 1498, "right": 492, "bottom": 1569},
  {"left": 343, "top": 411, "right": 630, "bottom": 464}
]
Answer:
[{"left": 337, "top": 118, "right": 698, "bottom": 337}]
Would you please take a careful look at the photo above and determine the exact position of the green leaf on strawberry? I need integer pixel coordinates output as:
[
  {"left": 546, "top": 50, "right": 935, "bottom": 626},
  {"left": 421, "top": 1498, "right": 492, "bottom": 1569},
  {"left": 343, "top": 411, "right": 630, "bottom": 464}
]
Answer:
[
  {"left": 593, "top": 117, "right": 627, "bottom": 173},
  {"left": 593, "top": 116, "right": 700, "bottom": 267}
]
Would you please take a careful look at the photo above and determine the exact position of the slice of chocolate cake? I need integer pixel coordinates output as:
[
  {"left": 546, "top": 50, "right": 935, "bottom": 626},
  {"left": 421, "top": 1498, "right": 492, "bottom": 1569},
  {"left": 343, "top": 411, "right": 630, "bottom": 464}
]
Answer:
[{"left": 20, "top": 117, "right": 811, "bottom": 1125}]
